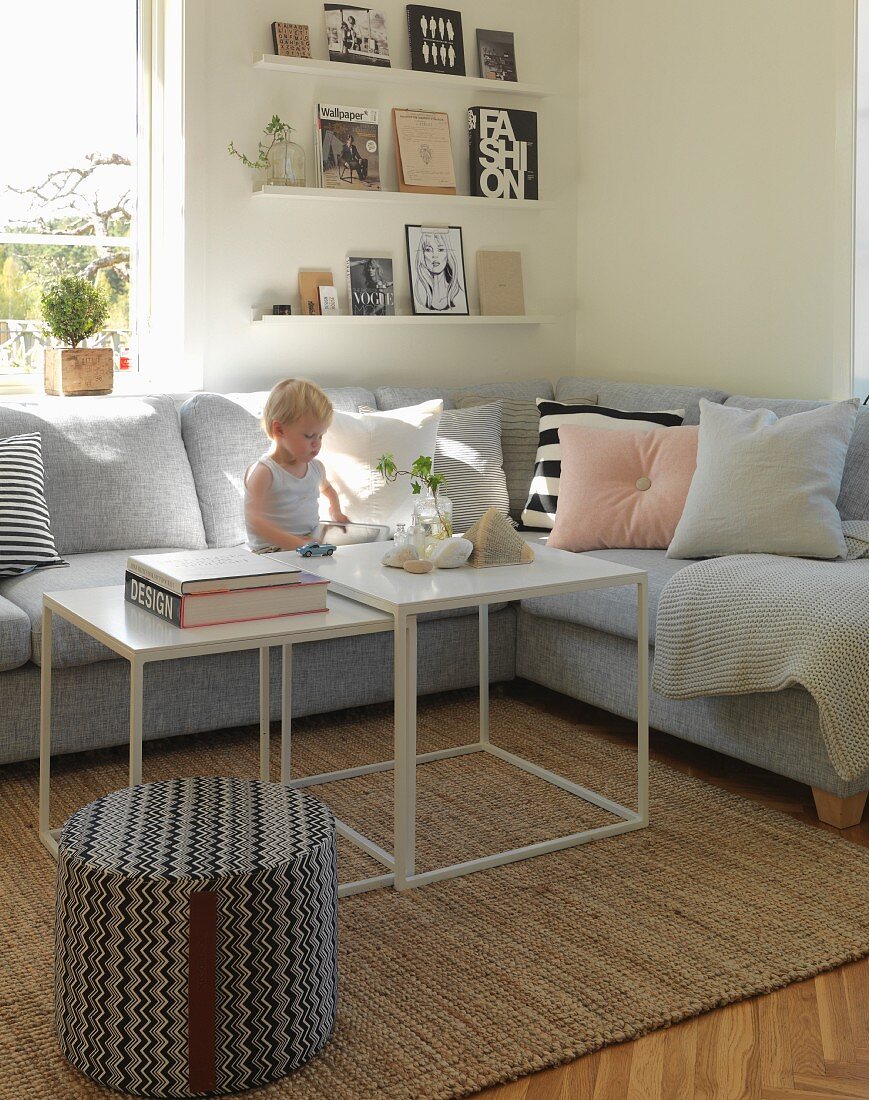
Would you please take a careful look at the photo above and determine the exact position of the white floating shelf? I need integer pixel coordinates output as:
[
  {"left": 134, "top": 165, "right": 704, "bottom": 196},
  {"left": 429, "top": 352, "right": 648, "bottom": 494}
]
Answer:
[
  {"left": 252, "top": 311, "right": 556, "bottom": 326},
  {"left": 253, "top": 185, "right": 552, "bottom": 210},
  {"left": 253, "top": 54, "right": 554, "bottom": 98}
]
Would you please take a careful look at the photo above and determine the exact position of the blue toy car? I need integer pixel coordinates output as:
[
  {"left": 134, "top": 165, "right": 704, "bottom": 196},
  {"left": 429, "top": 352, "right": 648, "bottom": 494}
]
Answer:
[{"left": 296, "top": 541, "right": 337, "bottom": 558}]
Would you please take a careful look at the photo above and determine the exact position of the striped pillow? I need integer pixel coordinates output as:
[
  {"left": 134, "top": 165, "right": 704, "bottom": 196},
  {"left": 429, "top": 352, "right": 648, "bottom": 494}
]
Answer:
[
  {"left": 0, "top": 433, "right": 67, "bottom": 576},
  {"left": 521, "top": 402, "right": 685, "bottom": 530},
  {"left": 434, "top": 404, "right": 510, "bottom": 533}
]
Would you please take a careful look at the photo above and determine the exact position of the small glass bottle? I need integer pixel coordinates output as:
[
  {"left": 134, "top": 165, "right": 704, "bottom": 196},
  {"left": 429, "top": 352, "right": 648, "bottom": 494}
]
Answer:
[{"left": 393, "top": 523, "right": 408, "bottom": 550}]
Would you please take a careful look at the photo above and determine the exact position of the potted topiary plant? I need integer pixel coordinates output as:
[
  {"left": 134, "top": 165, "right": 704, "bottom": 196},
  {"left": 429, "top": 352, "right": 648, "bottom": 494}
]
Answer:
[{"left": 40, "top": 275, "right": 112, "bottom": 396}]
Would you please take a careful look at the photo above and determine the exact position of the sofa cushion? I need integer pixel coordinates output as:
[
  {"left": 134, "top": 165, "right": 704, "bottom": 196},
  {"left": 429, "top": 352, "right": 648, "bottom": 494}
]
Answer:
[
  {"left": 556, "top": 377, "right": 728, "bottom": 426},
  {"left": 434, "top": 404, "right": 510, "bottom": 532},
  {"left": 520, "top": 548, "right": 690, "bottom": 643},
  {"left": 0, "top": 396, "right": 206, "bottom": 555},
  {"left": 0, "top": 545, "right": 495, "bottom": 668},
  {"left": 0, "top": 432, "right": 67, "bottom": 576},
  {"left": 550, "top": 425, "right": 699, "bottom": 552},
  {"left": 725, "top": 396, "right": 869, "bottom": 522},
  {"left": 374, "top": 378, "right": 554, "bottom": 411},
  {"left": 180, "top": 388, "right": 376, "bottom": 548},
  {"left": 0, "top": 594, "right": 31, "bottom": 671},
  {"left": 0, "top": 548, "right": 183, "bottom": 668}
]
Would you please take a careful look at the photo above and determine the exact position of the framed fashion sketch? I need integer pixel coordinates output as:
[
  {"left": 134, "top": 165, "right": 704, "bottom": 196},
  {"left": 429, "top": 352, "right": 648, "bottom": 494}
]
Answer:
[{"left": 405, "top": 225, "right": 469, "bottom": 315}]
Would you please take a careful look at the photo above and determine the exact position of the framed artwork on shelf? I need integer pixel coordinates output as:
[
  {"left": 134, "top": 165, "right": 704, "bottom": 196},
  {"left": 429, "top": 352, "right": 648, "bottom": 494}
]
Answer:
[
  {"left": 271, "top": 22, "right": 312, "bottom": 58},
  {"left": 476, "top": 29, "right": 517, "bottom": 81},
  {"left": 324, "top": 5, "right": 391, "bottom": 66},
  {"left": 405, "top": 225, "right": 469, "bottom": 316}
]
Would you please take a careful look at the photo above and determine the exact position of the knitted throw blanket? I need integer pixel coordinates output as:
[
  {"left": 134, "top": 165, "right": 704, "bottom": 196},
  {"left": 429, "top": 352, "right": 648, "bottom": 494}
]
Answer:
[{"left": 653, "top": 522, "right": 869, "bottom": 782}]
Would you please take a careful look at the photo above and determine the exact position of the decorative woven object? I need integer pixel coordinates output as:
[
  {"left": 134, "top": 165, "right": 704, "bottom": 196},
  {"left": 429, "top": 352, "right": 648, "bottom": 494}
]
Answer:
[
  {"left": 465, "top": 508, "right": 535, "bottom": 568},
  {"left": 54, "top": 777, "right": 337, "bottom": 1098}
]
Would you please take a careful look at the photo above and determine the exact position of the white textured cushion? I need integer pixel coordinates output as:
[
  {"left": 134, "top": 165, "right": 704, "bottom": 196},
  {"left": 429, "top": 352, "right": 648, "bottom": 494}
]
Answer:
[
  {"left": 322, "top": 401, "right": 442, "bottom": 532},
  {"left": 434, "top": 404, "right": 510, "bottom": 533},
  {"left": 668, "top": 398, "right": 859, "bottom": 560}
]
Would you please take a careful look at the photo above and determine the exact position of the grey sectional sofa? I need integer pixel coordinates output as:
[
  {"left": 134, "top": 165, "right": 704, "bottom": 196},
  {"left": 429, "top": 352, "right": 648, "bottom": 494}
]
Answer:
[{"left": 1, "top": 376, "right": 866, "bottom": 828}]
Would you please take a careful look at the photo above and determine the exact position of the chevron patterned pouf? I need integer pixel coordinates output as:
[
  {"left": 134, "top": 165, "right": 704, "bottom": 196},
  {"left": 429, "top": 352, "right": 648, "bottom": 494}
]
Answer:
[{"left": 54, "top": 776, "right": 338, "bottom": 1097}]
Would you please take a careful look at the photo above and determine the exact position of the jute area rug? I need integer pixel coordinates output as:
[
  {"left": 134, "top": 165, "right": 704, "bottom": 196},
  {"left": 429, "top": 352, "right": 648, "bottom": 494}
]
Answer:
[{"left": 2, "top": 691, "right": 868, "bottom": 1099}]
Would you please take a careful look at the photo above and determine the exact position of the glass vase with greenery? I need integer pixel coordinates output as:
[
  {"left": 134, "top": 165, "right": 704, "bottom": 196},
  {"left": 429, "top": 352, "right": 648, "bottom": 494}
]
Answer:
[
  {"left": 376, "top": 453, "right": 453, "bottom": 538},
  {"left": 228, "top": 114, "right": 305, "bottom": 187},
  {"left": 40, "top": 275, "right": 110, "bottom": 348}
]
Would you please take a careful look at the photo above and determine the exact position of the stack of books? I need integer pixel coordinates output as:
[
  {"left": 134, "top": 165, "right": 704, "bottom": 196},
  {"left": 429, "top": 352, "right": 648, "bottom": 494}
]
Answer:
[{"left": 124, "top": 549, "right": 329, "bottom": 628}]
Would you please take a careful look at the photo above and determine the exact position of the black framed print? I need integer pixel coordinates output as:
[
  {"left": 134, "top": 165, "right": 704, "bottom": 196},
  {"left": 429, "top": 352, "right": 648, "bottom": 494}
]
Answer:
[{"left": 405, "top": 225, "right": 469, "bottom": 315}]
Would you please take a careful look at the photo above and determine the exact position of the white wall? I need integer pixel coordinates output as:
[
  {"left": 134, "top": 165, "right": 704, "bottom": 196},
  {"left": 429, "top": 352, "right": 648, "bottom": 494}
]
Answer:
[
  {"left": 574, "top": 0, "right": 857, "bottom": 400},
  {"left": 184, "top": 0, "right": 578, "bottom": 394}
]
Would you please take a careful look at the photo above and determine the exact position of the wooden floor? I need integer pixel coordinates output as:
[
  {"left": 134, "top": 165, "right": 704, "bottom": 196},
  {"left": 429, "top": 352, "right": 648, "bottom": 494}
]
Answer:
[{"left": 476, "top": 682, "right": 869, "bottom": 1100}]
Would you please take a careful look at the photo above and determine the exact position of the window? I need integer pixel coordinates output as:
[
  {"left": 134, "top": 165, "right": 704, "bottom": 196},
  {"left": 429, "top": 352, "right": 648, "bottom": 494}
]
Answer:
[{"left": 0, "top": 2, "right": 138, "bottom": 390}]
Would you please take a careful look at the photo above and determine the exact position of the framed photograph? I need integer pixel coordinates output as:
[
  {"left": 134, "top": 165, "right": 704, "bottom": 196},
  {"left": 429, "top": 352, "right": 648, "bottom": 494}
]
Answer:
[
  {"left": 476, "top": 29, "right": 517, "bottom": 81},
  {"left": 324, "top": 5, "right": 391, "bottom": 66},
  {"left": 405, "top": 225, "right": 469, "bottom": 316}
]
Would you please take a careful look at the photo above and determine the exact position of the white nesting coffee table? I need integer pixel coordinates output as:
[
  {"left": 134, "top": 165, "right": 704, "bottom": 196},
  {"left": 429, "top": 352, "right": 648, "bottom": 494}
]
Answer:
[
  {"left": 38, "top": 587, "right": 394, "bottom": 897},
  {"left": 276, "top": 541, "right": 649, "bottom": 891}
]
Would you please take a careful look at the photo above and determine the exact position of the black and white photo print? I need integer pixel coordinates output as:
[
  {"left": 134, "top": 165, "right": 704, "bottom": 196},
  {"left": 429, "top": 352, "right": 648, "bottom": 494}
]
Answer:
[{"left": 406, "top": 6, "right": 465, "bottom": 75}]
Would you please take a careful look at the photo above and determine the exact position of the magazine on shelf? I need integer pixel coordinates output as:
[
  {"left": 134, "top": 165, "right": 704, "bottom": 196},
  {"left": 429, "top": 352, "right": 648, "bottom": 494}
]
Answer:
[
  {"left": 476, "top": 28, "right": 517, "bottom": 81},
  {"left": 316, "top": 103, "right": 381, "bottom": 190},
  {"left": 468, "top": 106, "right": 538, "bottom": 200},
  {"left": 324, "top": 5, "right": 391, "bottom": 66},
  {"left": 271, "top": 22, "right": 312, "bottom": 58},
  {"left": 346, "top": 256, "right": 396, "bottom": 315},
  {"left": 406, "top": 5, "right": 465, "bottom": 75},
  {"left": 392, "top": 108, "right": 456, "bottom": 194},
  {"left": 124, "top": 571, "right": 329, "bottom": 629},
  {"left": 125, "top": 548, "right": 301, "bottom": 596}
]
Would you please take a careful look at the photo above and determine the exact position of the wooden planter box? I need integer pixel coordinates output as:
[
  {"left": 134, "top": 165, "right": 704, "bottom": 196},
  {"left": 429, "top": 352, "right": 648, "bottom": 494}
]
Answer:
[{"left": 44, "top": 347, "right": 114, "bottom": 396}]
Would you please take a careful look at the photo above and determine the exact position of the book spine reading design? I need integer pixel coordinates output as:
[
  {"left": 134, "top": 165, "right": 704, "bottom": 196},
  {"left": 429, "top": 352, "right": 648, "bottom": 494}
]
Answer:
[{"left": 125, "top": 573, "right": 182, "bottom": 627}]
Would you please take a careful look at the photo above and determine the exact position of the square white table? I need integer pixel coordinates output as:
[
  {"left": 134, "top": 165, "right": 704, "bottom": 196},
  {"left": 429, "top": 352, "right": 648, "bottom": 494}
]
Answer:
[
  {"left": 275, "top": 541, "right": 650, "bottom": 891},
  {"left": 38, "top": 587, "right": 395, "bottom": 896}
]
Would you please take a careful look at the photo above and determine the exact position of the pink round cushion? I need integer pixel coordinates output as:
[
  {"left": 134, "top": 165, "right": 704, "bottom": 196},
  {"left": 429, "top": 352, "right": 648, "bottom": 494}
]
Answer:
[{"left": 549, "top": 424, "right": 699, "bottom": 552}]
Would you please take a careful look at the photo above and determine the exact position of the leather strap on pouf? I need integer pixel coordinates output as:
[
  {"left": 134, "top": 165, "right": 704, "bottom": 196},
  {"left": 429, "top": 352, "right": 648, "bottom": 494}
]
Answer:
[
  {"left": 54, "top": 777, "right": 338, "bottom": 1098},
  {"left": 189, "top": 890, "right": 217, "bottom": 1094}
]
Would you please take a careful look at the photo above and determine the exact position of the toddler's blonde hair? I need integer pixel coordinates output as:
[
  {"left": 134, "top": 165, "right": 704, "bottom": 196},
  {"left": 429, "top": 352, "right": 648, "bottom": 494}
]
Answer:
[{"left": 261, "top": 378, "right": 333, "bottom": 439}]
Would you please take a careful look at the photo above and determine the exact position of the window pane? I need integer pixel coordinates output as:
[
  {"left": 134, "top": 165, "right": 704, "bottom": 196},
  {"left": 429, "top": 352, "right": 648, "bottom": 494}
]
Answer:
[
  {"left": 0, "top": 2, "right": 136, "bottom": 379},
  {"left": 0, "top": 244, "right": 131, "bottom": 377}
]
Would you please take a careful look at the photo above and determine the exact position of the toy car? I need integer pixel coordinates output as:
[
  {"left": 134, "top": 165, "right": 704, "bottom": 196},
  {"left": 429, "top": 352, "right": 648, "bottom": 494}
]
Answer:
[{"left": 296, "top": 541, "right": 337, "bottom": 558}]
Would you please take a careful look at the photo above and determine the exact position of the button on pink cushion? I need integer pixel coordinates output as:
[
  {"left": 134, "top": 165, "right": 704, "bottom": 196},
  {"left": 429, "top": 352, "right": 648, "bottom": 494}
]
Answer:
[{"left": 549, "top": 425, "right": 699, "bottom": 551}]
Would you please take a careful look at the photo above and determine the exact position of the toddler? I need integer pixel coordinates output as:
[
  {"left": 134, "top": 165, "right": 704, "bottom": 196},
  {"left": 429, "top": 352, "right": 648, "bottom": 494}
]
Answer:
[{"left": 244, "top": 378, "right": 349, "bottom": 552}]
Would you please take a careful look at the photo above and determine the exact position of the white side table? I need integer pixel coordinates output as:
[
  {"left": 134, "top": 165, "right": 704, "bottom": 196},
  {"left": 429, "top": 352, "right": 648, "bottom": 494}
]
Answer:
[
  {"left": 38, "top": 587, "right": 393, "bottom": 896},
  {"left": 277, "top": 541, "right": 650, "bottom": 891}
]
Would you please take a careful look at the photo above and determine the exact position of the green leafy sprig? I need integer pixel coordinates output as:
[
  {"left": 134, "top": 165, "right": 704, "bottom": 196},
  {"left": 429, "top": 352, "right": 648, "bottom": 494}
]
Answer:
[
  {"left": 377, "top": 453, "right": 452, "bottom": 536},
  {"left": 228, "top": 114, "right": 295, "bottom": 170}
]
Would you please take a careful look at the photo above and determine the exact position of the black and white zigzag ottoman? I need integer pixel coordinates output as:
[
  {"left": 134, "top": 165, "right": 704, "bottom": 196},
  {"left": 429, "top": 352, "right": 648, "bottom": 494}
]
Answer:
[{"left": 55, "top": 776, "right": 338, "bottom": 1097}]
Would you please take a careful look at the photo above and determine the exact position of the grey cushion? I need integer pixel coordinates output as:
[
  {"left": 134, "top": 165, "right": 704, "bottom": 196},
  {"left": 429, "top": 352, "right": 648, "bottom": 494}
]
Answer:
[
  {"left": 180, "top": 389, "right": 376, "bottom": 548},
  {"left": 374, "top": 378, "right": 554, "bottom": 412},
  {"left": 0, "top": 396, "right": 206, "bottom": 554},
  {"left": 434, "top": 404, "right": 510, "bottom": 532},
  {"left": 725, "top": 396, "right": 869, "bottom": 522},
  {"left": 556, "top": 377, "right": 729, "bottom": 425},
  {"left": 520, "top": 548, "right": 689, "bottom": 643},
  {"left": 454, "top": 393, "right": 576, "bottom": 519},
  {"left": 0, "top": 548, "right": 183, "bottom": 668},
  {"left": 0, "top": 545, "right": 499, "bottom": 670},
  {"left": 0, "top": 594, "right": 31, "bottom": 671}
]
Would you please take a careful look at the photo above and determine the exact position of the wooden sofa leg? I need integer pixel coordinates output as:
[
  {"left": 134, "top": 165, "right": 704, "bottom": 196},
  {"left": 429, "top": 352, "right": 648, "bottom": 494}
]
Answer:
[{"left": 811, "top": 788, "right": 868, "bottom": 829}]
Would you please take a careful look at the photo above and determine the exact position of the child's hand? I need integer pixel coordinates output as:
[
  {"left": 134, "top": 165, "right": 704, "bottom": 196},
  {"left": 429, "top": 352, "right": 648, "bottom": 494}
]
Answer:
[{"left": 331, "top": 509, "right": 350, "bottom": 524}]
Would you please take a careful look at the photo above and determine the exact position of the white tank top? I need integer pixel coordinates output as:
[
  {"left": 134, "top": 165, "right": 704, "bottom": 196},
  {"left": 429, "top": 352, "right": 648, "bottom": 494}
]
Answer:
[{"left": 246, "top": 455, "right": 324, "bottom": 550}]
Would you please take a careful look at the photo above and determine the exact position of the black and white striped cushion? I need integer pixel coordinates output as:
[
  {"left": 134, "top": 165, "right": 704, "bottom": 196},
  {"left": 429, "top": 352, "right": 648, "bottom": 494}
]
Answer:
[
  {"left": 521, "top": 402, "right": 685, "bottom": 529},
  {"left": 434, "top": 404, "right": 510, "bottom": 533},
  {"left": 0, "top": 433, "right": 66, "bottom": 576}
]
